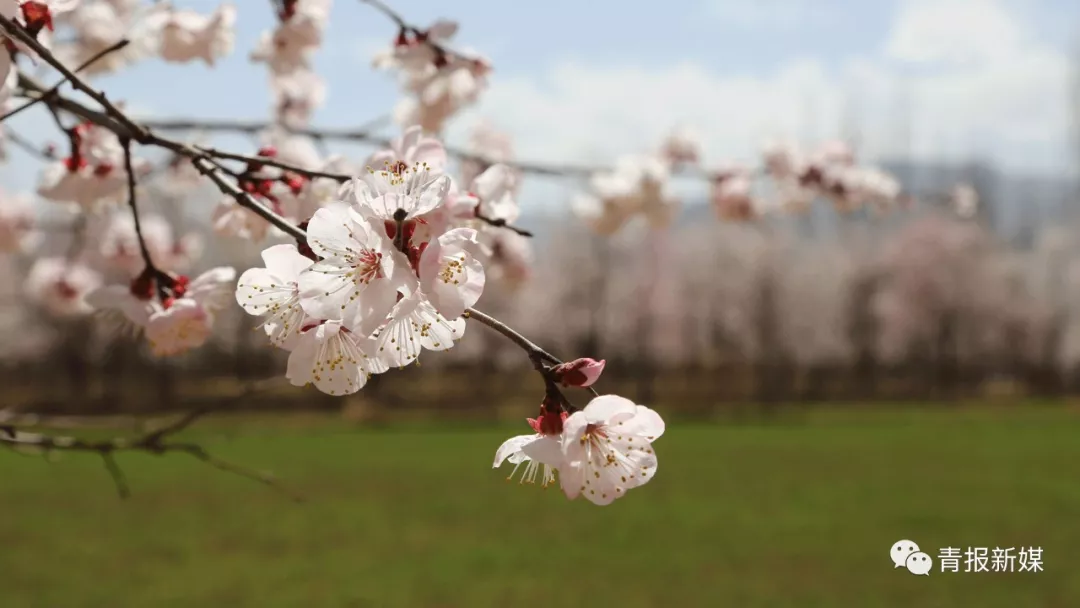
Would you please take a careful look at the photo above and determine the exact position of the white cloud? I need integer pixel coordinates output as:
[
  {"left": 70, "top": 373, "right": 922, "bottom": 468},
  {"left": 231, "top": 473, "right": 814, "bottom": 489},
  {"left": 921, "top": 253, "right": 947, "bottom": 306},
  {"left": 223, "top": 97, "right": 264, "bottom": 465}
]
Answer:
[
  {"left": 452, "top": 59, "right": 842, "bottom": 168},
  {"left": 445, "top": 0, "right": 1072, "bottom": 193},
  {"left": 886, "top": 0, "right": 1026, "bottom": 65}
]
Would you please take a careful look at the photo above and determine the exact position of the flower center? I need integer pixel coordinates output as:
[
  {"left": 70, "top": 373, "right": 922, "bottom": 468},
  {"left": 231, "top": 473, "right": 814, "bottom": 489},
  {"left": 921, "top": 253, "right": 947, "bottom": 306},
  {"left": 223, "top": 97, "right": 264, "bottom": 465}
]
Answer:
[
  {"left": 437, "top": 254, "right": 466, "bottom": 285},
  {"left": 55, "top": 280, "right": 78, "bottom": 300},
  {"left": 352, "top": 250, "right": 384, "bottom": 285},
  {"left": 580, "top": 423, "right": 606, "bottom": 445}
]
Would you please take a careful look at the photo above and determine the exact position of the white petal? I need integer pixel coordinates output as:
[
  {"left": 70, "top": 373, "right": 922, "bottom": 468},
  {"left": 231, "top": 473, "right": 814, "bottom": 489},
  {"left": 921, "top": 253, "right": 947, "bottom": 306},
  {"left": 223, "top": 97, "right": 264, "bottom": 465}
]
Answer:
[
  {"left": 520, "top": 435, "right": 564, "bottom": 468},
  {"left": 622, "top": 405, "right": 666, "bottom": 441},
  {"left": 472, "top": 164, "right": 513, "bottom": 201},
  {"left": 583, "top": 394, "right": 638, "bottom": 424},
  {"left": 345, "top": 274, "right": 399, "bottom": 337},
  {"left": 410, "top": 174, "right": 450, "bottom": 217},
  {"left": 235, "top": 267, "right": 288, "bottom": 312},
  {"left": 493, "top": 434, "right": 535, "bottom": 468},
  {"left": 297, "top": 261, "right": 353, "bottom": 320},
  {"left": 305, "top": 206, "right": 359, "bottom": 259},
  {"left": 374, "top": 292, "right": 462, "bottom": 367},
  {"left": 86, "top": 285, "right": 152, "bottom": 326},
  {"left": 560, "top": 411, "right": 589, "bottom": 460},
  {"left": 260, "top": 243, "right": 313, "bottom": 278},
  {"left": 286, "top": 321, "right": 370, "bottom": 396}
]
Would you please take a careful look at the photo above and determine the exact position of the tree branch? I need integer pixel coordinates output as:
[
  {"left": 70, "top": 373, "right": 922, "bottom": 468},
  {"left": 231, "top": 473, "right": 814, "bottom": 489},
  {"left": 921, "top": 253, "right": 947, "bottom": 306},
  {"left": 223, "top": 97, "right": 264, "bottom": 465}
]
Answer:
[
  {"left": 142, "top": 115, "right": 616, "bottom": 178},
  {"left": 0, "top": 38, "right": 130, "bottom": 123},
  {"left": 3, "top": 127, "right": 53, "bottom": 160},
  {"left": 0, "top": 380, "right": 303, "bottom": 501},
  {"left": 122, "top": 138, "right": 158, "bottom": 272},
  {"left": 464, "top": 307, "right": 561, "bottom": 369}
]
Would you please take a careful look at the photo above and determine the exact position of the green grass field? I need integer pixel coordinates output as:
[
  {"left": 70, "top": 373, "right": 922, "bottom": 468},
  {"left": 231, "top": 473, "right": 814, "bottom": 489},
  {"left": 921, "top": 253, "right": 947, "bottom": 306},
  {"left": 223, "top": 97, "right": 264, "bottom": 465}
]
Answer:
[{"left": 2, "top": 404, "right": 1079, "bottom": 607}]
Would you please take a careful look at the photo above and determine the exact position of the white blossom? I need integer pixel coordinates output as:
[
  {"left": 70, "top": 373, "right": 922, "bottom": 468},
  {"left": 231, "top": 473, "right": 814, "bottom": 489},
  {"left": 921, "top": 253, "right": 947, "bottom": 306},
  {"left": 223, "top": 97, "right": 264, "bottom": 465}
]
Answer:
[
  {"left": 557, "top": 395, "right": 665, "bottom": 506},
  {"left": 285, "top": 319, "right": 387, "bottom": 396},
  {"left": 236, "top": 243, "right": 313, "bottom": 349},
  {"left": 298, "top": 206, "right": 415, "bottom": 336},
  {"left": 24, "top": 257, "right": 102, "bottom": 317}
]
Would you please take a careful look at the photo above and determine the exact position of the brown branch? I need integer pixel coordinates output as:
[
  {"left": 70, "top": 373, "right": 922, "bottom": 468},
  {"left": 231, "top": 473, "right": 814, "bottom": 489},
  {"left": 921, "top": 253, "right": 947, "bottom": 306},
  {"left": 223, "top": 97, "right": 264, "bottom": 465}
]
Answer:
[
  {"left": 0, "top": 379, "right": 302, "bottom": 501},
  {"left": 3, "top": 18, "right": 306, "bottom": 241},
  {"left": 14, "top": 70, "right": 307, "bottom": 240},
  {"left": 196, "top": 145, "right": 350, "bottom": 182},
  {"left": 140, "top": 115, "right": 391, "bottom": 140},
  {"left": 0, "top": 20, "right": 149, "bottom": 141},
  {"left": 0, "top": 38, "right": 130, "bottom": 123},
  {"left": 143, "top": 116, "right": 613, "bottom": 178},
  {"left": 473, "top": 210, "right": 533, "bottom": 237},
  {"left": 3, "top": 127, "right": 53, "bottom": 159},
  {"left": 122, "top": 138, "right": 159, "bottom": 272},
  {"left": 464, "top": 307, "right": 561, "bottom": 369},
  {"left": 1, "top": 13, "right": 594, "bottom": 413},
  {"left": 100, "top": 452, "right": 130, "bottom": 498},
  {"left": 357, "top": 0, "right": 475, "bottom": 65}
]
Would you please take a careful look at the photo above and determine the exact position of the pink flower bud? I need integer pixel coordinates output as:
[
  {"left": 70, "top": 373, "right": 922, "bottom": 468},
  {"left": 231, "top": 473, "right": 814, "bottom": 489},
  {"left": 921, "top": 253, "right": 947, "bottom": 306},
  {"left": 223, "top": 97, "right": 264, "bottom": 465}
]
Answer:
[
  {"left": 553, "top": 358, "right": 606, "bottom": 388},
  {"left": 527, "top": 404, "right": 567, "bottom": 436}
]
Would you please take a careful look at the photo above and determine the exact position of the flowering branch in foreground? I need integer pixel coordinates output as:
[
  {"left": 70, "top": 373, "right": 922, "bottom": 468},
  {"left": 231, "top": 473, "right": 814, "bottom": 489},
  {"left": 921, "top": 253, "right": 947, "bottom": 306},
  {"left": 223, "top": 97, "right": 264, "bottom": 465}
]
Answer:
[{"left": 0, "top": 3, "right": 667, "bottom": 507}]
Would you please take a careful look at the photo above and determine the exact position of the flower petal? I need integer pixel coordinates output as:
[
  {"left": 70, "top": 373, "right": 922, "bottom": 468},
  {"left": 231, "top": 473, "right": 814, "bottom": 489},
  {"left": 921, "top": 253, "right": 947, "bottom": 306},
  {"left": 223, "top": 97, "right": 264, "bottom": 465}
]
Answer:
[
  {"left": 583, "top": 394, "right": 638, "bottom": 424},
  {"left": 410, "top": 174, "right": 450, "bottom": 217},
  {"left": 260, "top": 243, "right": 313, "bottom": 278},
  {"left": 493, "top": 434, "right": 535, "bottom": 468},
  {"left": 520, "top": 435, "right": 563, "bottom": 468}
]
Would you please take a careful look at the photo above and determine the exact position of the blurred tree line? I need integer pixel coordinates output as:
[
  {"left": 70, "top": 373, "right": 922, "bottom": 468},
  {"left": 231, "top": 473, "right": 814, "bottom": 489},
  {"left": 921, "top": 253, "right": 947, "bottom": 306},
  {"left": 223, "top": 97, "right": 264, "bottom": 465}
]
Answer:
[{"left": 5, "top": 202, "right": 1080, "bottom": 417}]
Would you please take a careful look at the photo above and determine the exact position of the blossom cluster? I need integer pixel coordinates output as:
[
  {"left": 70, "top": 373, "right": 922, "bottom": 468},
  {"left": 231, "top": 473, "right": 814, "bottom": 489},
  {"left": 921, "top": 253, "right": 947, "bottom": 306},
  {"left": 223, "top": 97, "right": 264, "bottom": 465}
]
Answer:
[
  {"left": 234, "top": 127, "right": 521, "bottom": 395},
  {"left": 0, "top": 0, "right": 674, "bottom": 508},
  {"left": 372, "top": 18, "right": 490, "bottom": 134},
  {"left": 571, "top": 130, "right": 911, "bottom": 235}
]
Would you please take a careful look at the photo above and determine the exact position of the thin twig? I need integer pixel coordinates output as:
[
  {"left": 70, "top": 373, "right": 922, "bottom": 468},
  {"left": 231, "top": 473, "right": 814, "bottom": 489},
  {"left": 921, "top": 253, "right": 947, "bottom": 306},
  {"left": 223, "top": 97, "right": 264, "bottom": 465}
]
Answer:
[
  {"left": 172, "top": 443, "right": 303, "bottom": 502},
  {"left": 0, "top": 39, "right": 130, "bottom": 123},
  {"left": 100, "top": 452, "right": 131, "bottom": 499},
  {"left": 142, "top": 116, "right": 616, "bottom": 178},
  {"left": 196, "top": 145, "right": 350, "bottom": 182},
  {"left": 464, "top": 307, "right": 561, "bottom": 368},
  {"left": 357, "top": 0, "right": 476, "bottom": 66},
  {"left": 3, "top": 19, "right": 309, "bottom": 241},
  {"left": 122, "top": 138, "right": 157, "bottom": 270},
  {"left": 4, "top": 128, "right": 52, "bottom": 159},
  {"left": 15, "top": 72, "right": 307, "bottom": 240},
  {"left": 140, "top": 114, "right": 392, "bottom": 140},
  {"left": 0, "top": 19, "right": 149, "bottom": 140},
  {"left": 474, "top": 211, "right": 533, "bottom": 237},
  {"left": 0, "top": 380, "right": 301, "bottom": 501}
]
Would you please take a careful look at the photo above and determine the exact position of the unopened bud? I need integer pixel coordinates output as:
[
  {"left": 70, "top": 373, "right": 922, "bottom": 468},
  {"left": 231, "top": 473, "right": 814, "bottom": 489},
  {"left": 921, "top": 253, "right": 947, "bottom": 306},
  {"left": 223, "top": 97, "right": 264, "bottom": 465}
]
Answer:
[
  {"left": 527, "top": 404, "right": 568, "bottom": 436},
  {"left": 552, "top": 358, "right": 605, "bottom": 388}
]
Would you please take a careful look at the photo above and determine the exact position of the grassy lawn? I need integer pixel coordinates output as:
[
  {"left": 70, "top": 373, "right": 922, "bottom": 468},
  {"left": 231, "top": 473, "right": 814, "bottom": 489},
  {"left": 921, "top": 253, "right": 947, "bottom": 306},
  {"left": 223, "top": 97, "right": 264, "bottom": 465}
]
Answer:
[{"left": 1, "top": 404, "right": 1079, "bottom": 607}]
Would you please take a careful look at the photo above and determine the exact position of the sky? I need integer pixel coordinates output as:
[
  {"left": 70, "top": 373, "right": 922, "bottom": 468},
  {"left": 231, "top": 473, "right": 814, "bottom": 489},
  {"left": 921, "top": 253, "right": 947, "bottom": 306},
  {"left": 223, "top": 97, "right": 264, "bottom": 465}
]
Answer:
[{"left": 3, "top": 0, "right": 1080, "bottom": 209}]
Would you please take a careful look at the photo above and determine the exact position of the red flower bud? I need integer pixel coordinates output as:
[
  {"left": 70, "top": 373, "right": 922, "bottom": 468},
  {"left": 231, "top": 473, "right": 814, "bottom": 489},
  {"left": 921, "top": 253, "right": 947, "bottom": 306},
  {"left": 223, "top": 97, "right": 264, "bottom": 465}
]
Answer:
[
  {"left": 21, "top": 2, "right": 53, "bottom": 36},
  {"left": 552, "top": 358, "right": 606, "bottom": 388},
  {"left": 172, "top": 275, "right": 190, "bottom": 298},
  {"left": 129, "top": 271, "right": 156, "bottom": 300},
  {"left": 527, "top": 406, "right": 568, "bottom": 436}
]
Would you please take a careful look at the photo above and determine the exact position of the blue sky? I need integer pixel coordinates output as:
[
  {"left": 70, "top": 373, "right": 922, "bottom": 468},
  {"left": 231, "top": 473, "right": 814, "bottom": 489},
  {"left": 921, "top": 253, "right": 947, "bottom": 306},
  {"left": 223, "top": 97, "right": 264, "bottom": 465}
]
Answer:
[{"left": 4, "top": 0, "right": 1080, "bottom": 207}]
